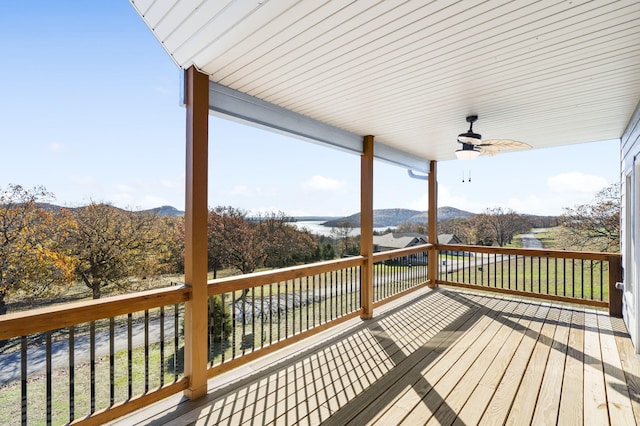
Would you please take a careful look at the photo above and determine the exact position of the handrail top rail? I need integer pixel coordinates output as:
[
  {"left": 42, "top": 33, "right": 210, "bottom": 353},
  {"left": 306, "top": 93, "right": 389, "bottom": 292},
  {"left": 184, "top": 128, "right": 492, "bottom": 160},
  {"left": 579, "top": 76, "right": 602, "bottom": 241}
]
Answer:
[
  {"left": 437, "top": 243, "right": 620, "bottom": 261},
  {"left": 207, "top": 255, "right": 366, "bottom": 296},
  {"left": 205, "top": 245, "right": 435, "bottom": 296},
  {"left": 0, "top": 285, "right": 190, "bottom": 340}
]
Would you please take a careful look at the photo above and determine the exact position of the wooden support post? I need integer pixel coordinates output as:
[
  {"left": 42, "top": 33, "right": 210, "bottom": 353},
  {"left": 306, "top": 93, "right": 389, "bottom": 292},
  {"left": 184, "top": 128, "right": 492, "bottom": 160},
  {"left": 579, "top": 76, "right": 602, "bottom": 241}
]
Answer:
[
  {"left": 360, "top": 135, "right": 374, "bottom": 319},
  {"left": 183, "top": 66, "right": 209, "bottom": 399},
  {"left": 608, "top": 255, "right": 623, "bottom": 317},
  {"left": 428, "top": 161, "right": 438, "bottom": 288}
]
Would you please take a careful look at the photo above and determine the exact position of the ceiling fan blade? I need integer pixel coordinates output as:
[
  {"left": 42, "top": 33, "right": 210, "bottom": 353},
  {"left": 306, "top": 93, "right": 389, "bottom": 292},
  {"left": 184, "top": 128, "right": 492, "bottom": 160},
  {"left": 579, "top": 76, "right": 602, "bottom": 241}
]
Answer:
[
  {"left": 481, "top": 139, "right": 531, "bottom": 149},
  {"left": 478, "top": 139, "right": 531, "bottom": 156}
]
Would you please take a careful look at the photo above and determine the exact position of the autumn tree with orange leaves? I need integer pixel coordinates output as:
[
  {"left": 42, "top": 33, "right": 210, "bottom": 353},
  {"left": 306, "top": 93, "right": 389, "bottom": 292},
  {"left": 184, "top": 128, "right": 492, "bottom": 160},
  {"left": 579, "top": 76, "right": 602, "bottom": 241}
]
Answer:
[{"left": 0, "top": 184, "right": 76, "bottom": 315}]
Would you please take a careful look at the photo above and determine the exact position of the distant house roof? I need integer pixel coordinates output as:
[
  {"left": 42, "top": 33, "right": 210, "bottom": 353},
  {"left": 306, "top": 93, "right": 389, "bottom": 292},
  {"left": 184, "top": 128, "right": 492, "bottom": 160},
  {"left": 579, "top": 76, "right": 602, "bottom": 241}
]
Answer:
[
  {"left": 373, "top": 232, "right": 462, "bottom": 250},
  {"left": 373, "top": 232, "right": 427, "bottom": 250},
  {"left": 438, "top": 234, "right": 462, "bottom": 245}
]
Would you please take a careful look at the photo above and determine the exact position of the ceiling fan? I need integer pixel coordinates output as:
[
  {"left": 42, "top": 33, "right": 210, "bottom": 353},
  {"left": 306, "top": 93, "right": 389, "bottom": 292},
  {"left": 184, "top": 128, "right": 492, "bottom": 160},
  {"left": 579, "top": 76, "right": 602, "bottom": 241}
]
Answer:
[{"left": 455, "top": 115, "right": 531, "bottom": 160}]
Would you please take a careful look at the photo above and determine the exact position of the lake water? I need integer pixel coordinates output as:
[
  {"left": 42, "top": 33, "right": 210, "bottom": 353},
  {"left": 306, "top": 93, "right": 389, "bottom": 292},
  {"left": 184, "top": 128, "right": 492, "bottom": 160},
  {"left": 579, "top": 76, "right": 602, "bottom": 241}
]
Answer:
[{"left": 292, "top": 221, "right": 395, "bottom": 237}]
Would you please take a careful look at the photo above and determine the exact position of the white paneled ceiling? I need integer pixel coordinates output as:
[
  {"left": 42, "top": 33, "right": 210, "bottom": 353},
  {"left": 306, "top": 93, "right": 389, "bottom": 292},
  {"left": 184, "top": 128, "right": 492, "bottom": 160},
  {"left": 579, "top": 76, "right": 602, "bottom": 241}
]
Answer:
[{"left": 130, "top": 0, "right": 640, "bottom": 162}]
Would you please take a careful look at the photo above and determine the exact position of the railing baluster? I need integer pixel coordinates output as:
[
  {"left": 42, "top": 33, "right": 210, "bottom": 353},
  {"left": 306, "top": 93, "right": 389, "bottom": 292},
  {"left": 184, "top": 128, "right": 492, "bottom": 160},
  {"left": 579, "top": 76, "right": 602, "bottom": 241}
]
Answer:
[
  {"left": 173, "top": 303, "right": 179, "bottom": 382},
  {"left": 221, "top": 293, "right": 227, "bottom": 363},
  {"left": 600, "top": 260, "right": 604, "bottom": 301},
  {"left": 545, "top": 257, "right": 548, "bottom": 295},
  {"left": 581, "top": 259, "right": 585, "bottom": 299},
  {"left": 268, "top": 284, "right": 273, "bottom": 345},
  {"left": 242, "top": 288, "right": 247, "bottom": 353},
  {"left": 90, "top": 321, "right": 96, "bottom": 413},
  {"left": 69, "top": 325, "right": 75, "bottom": 423},
  {"left": 305, "top": 276, "right": 310, "bottom": 329},
  {"left": 144, "top": 310, "right": 149, "bottom": 393},
  {"left": 312, "top": 275, "right": 315, "bottom": 323},
  {"left": 323, "top": 272, "right": 327, "bottom": 324},
  {"left": 208, "top": 297, "right": 213, "bottom": 365},
  {"left": 127, "top": 313, "right": 133, "bottom": 399},
  {"left": 110, "top": 317, "right": 115, "bottom": 406},
  {"left": 537, "top": 256, "right": 541, "bottom": 294},
  {"left": 284, "top": 280, "right": 288, "bottom": 339},
  {"left": 46, "top": 330, "right": 52, "bottom": 425},
  {"left": 252, "top": 285, "right": 256, "bottom": 348},
  {"left": 21, "top": 335, "right": 27, "bottom": 426},
  {"left": 299, "top": 277, "right": 304, "bottom": 331},
  {"left": 160, "top": 306, "right": 165, "bottom": 386},
  {"left": 261, "top": 285, "right": 265, "bottom": 347}
]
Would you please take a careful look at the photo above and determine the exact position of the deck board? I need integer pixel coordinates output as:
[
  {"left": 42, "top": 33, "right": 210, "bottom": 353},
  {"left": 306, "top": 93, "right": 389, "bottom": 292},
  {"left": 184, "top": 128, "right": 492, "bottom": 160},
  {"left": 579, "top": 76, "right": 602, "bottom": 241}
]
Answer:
[
  {"left": 598, "top": 312, "right": 636, "bottom": 425},
  {"left": 557, "top": 309, "right": 584, "bottom": 426},
  {"left": 452, "top": 301, "right": 540, "bottom": 426},
  {"left": 613, "top": 316, "right": 640, "bottom": 424},
  {"left": 478, "top": 304, "right": 551, "bottom": 425},
  {"left": 505, "top": 306, "right": 560, "bottom": 424},
  {"left": 531, "top": 307, "right": 572, "bottom": 425},
  {"left": 583, "top": 309, "right": 610, "bottom": 424},
  {"left": 107, "top": 287, "right": 640, "bottom": 426}
]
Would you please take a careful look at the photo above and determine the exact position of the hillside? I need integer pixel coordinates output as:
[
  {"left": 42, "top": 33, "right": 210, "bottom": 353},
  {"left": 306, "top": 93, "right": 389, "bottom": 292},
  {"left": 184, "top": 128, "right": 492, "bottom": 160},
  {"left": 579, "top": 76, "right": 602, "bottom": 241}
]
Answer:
[
  {"left": 36, "top": 203, "right": 184, "bottom": 217},
  {"left": 146, "top": 205, "right": 184, "bottom": 216},
  {"left": 321, "top": 207, "right": 475, "bottom": 228}
]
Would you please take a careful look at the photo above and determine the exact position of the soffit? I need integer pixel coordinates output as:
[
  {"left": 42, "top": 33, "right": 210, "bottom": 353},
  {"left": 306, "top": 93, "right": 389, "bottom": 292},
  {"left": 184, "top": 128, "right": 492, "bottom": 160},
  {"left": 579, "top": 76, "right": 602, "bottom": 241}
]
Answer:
[{"left": 130, "top": 0, "right": 640, "bottom": 162}]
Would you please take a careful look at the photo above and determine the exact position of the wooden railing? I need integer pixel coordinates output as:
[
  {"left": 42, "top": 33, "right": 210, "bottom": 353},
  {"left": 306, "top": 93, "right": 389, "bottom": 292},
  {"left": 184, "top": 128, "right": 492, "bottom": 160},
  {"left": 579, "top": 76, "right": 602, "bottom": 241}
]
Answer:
[
  {"left": 436, "top": 244, "right": 622, "bottom": 315},
  {"left": 0, "top": 243, "right": 622, "bottom": 425},
  {"left": 205, "top": 256, "right": 365, "bottom": 376},
  {"left": 372, "top": 244, "right": 430, "bottom": 304},
  {"left": 0, "top": 286, "right": 190, "bottom": 426},
  {"left": 203, "top": 245, "right": 431, "bottom": 377}
]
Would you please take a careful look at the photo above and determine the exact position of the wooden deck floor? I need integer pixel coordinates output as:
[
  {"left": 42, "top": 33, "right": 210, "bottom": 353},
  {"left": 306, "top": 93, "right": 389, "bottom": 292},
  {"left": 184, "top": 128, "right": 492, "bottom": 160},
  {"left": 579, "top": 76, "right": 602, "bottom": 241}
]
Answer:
[{"left": 111, "top": 287, "right": 640, "bottom": 425}]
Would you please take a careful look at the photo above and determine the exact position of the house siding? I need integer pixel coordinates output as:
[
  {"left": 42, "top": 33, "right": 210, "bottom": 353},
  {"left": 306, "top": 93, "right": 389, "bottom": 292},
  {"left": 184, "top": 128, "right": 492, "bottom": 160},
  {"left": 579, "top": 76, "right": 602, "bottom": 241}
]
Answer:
[{"left": 621, "top": 100, "right": 640, "bottom": 350}]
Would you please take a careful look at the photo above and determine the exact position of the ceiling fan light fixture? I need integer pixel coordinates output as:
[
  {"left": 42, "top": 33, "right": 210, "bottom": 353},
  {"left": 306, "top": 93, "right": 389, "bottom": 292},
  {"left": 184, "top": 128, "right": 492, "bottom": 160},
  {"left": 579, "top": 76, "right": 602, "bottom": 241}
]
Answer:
[{"left": 455, "top": 143, "right": 481, "bottom": 160}]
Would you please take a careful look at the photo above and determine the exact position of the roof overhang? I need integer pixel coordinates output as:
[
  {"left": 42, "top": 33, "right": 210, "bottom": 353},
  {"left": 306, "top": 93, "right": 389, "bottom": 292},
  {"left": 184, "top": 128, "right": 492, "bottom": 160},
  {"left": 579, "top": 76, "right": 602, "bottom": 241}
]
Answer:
[{"left": 132, "top": 0, "right": 640, "bottom": 163}]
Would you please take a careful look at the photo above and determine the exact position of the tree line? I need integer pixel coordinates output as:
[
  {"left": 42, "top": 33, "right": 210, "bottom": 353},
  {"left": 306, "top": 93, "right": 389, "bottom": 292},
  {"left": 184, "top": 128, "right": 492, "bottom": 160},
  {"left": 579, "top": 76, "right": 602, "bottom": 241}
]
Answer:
[
  {"left": 0, "top": 185, "right": 327, "bottom": 314},
  {"left": 0, "top": 183, "right": 620, "bottom": 314},
  {"left": 397, "top": 184, "right": 620, "bottom": 252}
]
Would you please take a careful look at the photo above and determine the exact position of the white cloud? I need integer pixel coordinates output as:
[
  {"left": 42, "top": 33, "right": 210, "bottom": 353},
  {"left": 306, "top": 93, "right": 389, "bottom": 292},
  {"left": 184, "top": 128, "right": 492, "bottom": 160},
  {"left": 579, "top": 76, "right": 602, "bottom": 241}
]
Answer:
[
  {"left": 547, "top": 172, "right": 609, "bottom": 194},
  {"left": 301, "top": 175, "right": 347, "bottom": 192}
]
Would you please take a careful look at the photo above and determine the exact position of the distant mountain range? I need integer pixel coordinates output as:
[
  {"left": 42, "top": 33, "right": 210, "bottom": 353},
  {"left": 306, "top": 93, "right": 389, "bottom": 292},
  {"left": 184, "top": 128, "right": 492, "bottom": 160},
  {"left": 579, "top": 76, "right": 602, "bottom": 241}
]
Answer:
[
  {"left": 33, "top": 204, "right": 556, "bottom": 228},
  {"left": 321, "top": 207, "right": 475, "bottom": 228},
  {"left": 37, "top": 203, "right": 185, "bottom": 217}
]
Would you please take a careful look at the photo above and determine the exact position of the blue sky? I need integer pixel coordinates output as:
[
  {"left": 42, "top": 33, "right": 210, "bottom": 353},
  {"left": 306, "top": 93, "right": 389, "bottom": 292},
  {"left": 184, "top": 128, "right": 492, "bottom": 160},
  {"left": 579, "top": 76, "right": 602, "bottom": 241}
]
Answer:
[{"left": 0, "top": 2, "right": 619, "bottom": 217}]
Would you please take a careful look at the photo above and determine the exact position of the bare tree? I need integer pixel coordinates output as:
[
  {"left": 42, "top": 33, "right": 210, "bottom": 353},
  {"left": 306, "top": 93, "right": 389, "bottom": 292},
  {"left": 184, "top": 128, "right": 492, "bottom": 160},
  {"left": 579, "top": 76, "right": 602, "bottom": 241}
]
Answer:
[
  {"left": 255, "top": 211, "right": 317, "bottom": 268},
  {"left": 208, "top": 206, "right": 264, "bottom": 275},
  {"left": 330, "top": 221, "right": 355, "bottom": 256},
  {"left": 66, "top": 203, "right": 164, "bottom": 299},
  {"left": 472, "top": 207, "right": 530, "bottom": 247},
  {"left": 559, "top": 184, "right": 620, "bottom": 252}
]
